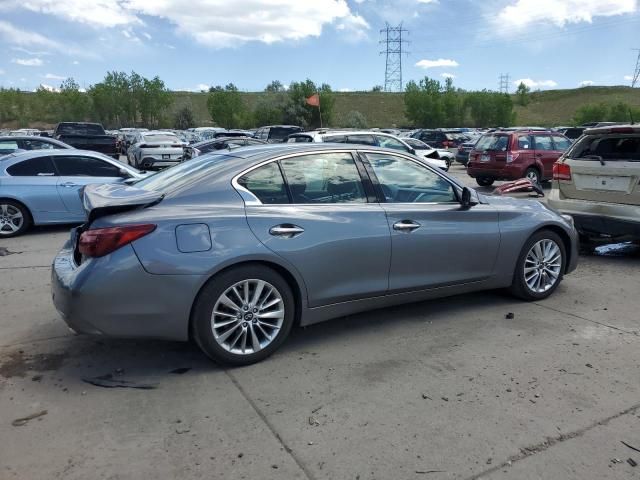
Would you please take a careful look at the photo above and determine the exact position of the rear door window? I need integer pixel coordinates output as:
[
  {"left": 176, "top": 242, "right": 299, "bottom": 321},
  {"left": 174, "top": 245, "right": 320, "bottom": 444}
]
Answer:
[
  {"left": 323, "top": 135, "right": 346, "bottom": 143},
  {"left": 552, "top": 136, "right": 572, "bottom": 151},
  {"left": 345, "top": 135, "right": 377, "bottom": 146},
  {"left": 475, "top": 135, "right": 509, "bottom": 151},
  {"left": 7, "top": 156, "right": 57, "bottom": 176},
  {"left": 517, "top": 135, "right": 532, "bottom": 150},
  {"left": 237, "top": 162, "right": 289, "bottom": 204}
]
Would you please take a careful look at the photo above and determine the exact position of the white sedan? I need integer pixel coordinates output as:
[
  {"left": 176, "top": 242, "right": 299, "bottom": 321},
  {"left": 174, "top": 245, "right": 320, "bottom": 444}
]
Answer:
[{"left": 127, "top": 131, "right": 185, "bottom": 170}]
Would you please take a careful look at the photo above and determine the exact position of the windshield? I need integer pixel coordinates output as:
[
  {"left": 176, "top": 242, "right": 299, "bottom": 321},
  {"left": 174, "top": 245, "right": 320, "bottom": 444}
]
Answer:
[
  {"left": 133, "top": 154, "right": 233, "bottom": 192},
  {"left": 142, "top": 134, "right": 180, "bottom": 143},
  {"left": 566, "top": 135, "right": 640, "bottom": 161},
  {"left": 57, "top": 124, "right": 105, "bottom": 136},
  {"left": 269, "top": 127, "right": 301, "bottom": 141},
  {"left": 404, "top": 138, "right": 430, "bottom": 149},
  {"left": 475, "top": 134, "right": 509, "bottom": 151}
]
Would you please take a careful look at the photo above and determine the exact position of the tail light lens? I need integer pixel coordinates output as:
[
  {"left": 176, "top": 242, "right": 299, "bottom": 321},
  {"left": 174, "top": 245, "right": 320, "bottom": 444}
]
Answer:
[
  {"left": 506, "top": 152, "right": 519, "bottom": 163},
  {"left": 79, "top": 224, "right": 156, "bottom": 258},
  {"left": 553, "top": 162, "right": 572, "bottom": 181}
]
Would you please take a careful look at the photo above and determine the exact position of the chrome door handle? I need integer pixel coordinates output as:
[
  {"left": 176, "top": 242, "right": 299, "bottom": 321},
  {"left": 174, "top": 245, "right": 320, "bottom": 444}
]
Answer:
[
  {"left": 60, "top": 182, "right": 79, "bottom": 188},
  {"left": 393, "top": 220, "right": 421, "bottom": 232},
  {"left": 269, "top": 225, "right": 305, "bottom": 237}
]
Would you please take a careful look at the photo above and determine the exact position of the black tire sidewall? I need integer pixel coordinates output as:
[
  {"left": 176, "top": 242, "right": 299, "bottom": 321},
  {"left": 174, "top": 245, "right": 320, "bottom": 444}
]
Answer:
[
  {"left": 512, "top": 230, "right": 566, "bottom": 300},
  {"left": 0, "top": 200, "right": 31, "bottom": 237},
  {"left": 192, "top": 265, "right": 295, "bottom": 366},
  {"left": 476, "top": 177, "right": 494, "bottom": 187}
]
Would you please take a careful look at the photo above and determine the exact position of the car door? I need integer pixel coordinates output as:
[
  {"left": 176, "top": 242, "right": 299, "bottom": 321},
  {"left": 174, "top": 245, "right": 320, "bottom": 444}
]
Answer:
[
  {"left": 52, "top": 155, "right": 124, "bottom": 215},
  {"left": 4, "top": 156, "right": 68, "bottom": 220},
  {"left": 239, "top": 151, "right": 391, "bottom": 307},
  {"left": 362, "top": 151, "right": 501, "bottom": 291},
  {"left": 533, "top": 134, "right": 557, "bottom": 180}
]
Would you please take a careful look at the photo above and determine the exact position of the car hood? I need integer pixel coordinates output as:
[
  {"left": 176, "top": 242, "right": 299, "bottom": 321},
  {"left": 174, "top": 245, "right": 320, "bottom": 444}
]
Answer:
[{"left": 481, "top": 193, "right": 548, "bottom": 210}]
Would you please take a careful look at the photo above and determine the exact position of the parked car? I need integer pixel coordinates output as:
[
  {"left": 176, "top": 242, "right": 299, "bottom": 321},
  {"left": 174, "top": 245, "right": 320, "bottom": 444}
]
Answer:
[
  {"left": 467, "top": 130, "right": 572, "bottom": 186},
  {"left": 557, "top": 127, "right": 585, "bottom": 141},
  {"left": 548, "top": 125, "right": 640, "bottom": 248},
  {"left": 0, "top": 150, "right": 145, "bottom": 237},
  {"left": 411, "top": 130, "right": 459, "bottom": 149},
  {"left": 455, "top": 141, "right": 477, "bottom": 166},
  {"left": 287, "top": 130, "right": 451, "bottom": 170},
  {"left": 402, "top": 137, "right": 455, "bottom": 170},
  {"left": 0, "top": 136, "right": 73, "bottom": 156},
  {"left": 127, "top": 131, "right": 185, "bottom": 170},
  {"left": 183, "top": 137, "right": 266, "bottom": 160},
  {"left": 51, "top": 143, "right": 577, "bottom": 365},
  {"left": 254, "top": 125, "right": 303, "bottom": 143},
  {"left": 53, "top": 122, "right": 118, "bottom": 159}
]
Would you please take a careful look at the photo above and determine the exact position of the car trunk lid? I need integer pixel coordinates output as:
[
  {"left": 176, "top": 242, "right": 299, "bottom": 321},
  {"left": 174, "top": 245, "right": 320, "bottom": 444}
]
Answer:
[{"left": 82, "top": 183, "right": 164, "bottom": 223}]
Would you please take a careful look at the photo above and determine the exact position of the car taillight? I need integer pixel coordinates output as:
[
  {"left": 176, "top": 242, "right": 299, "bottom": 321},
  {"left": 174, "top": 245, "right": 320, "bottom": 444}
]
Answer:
[
  {"left": 78, "top": 224, "right": 156, "bottom": 258},
  {"left": 553, "top": 162, "right": 571, "bottom": 181},
  {"left": 506, "top": 152, "right": 519, "bottom": 163}
]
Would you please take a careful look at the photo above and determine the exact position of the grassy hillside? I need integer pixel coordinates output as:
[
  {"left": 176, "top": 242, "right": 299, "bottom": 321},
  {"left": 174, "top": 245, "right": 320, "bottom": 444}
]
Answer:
[{"left": 169, "top": 86, "right": 640, "bottom": 128}]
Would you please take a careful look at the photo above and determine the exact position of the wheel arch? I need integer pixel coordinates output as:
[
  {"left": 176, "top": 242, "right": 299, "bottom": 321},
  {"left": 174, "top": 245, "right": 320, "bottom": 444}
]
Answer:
[
  {"left": 0, "top": 196, "right": 34, "bottom": 224},
  {"left": 188, "top": 259, "right": 305, "bottom": 341},
  {"left": 531, "top": 224, "right": 573, "bottom": 273}
]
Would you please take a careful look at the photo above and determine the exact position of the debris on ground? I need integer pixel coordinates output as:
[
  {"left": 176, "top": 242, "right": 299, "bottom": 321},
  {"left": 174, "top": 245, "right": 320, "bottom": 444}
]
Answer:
[
  {"left": 311, "top": 405, "right": 323, "bottom": 413},
  {"left": 175, "top": 427, "right": 191, "bottom": 434},
  {"left": 585, "top": 364, "right": 593, "bottom": 368},
  {"left": 621, "top": 441, "right": 640, "bottom": 454},
  {"left": 422, "top": 393, "right": 432, "bottom": 400},
  {"left": 308, "top": 416, "right": 320, "bottom": 426},
  {"left": 611, "top": 458, "right": 623, "bottom": 464},
  {"left": 169, "top": 367, "right": 192, "bottom": 374},
  {"left": 0, "top": 247, "right": 21, "bottom": 256},
  {"left": 82, "top": 374, "right": 158, "bottom": 389},
  {"left": 441, "top": 397, "right": 449, "bottom": 402},
  {"left": 31, "top": 375, "right": 43, "bottom": 382},
  {"left": 415, "top": 470, "right": 445, "bottom": 474},
  {"left": 505, "top": 312, "right": 515, "bottom": 319},
  {"left": 628, "top": 458, "right": 638, "bottom": 467},
  {"left": 486, "top": 458, "right": 492, "bottom": 465},
  {"left": 12, "top": 410, "right": 48, "bottom": 427}
]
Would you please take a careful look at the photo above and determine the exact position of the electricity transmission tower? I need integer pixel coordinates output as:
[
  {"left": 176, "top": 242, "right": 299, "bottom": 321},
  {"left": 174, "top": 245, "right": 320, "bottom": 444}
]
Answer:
[
  {"left": 632, "top": 49, "right": 640, "bottom": 88},
  {"left": 379, "top": 23, "right": 409, "bottom": 92},
  {"left": 499, "top": 73, "right": 511, "bottom": 93}
]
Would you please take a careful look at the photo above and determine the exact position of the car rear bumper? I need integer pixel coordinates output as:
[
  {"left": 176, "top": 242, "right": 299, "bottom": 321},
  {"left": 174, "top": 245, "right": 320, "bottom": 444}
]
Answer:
[
  {"left": 467, "top": 163, "right": 524, "bottom": 180},
  {"left": 548, "top": 188, "right": 640, "bottom": 241},
  {"left": 51, "top": 243, "right": 202, "bottom": 341}
]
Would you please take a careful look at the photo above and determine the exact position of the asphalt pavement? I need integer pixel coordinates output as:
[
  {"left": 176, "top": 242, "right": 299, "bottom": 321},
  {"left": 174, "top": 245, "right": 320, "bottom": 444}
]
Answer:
[{"left": 1, "top": 163, "right": 640, "bottom": 479}]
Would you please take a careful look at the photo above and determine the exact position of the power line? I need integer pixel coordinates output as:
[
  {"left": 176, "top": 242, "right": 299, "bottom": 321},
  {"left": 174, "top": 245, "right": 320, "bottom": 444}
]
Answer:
[
  {"left": 632, "top": 49, "right": 640, "bottom": 88},
  {"left": 499, "top": 73, "right": 510, "bottom": 93},
  {"left": 379, "top": 23, "right": 410, "bottom": 92}
]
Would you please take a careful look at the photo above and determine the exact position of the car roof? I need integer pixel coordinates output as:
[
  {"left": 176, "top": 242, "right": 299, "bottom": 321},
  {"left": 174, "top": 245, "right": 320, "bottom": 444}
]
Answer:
[
  {"left": 0, "top": 135, "right": 69, "bottom": 144},
  {"left": 584, "top": 124, "right": 640, "bottom": 135},
  {"left": 192, "top": 136, "right": 260, "bottom": 147},
  {"left": 1, "top": 149, "right": 114, "bottom": 162}
]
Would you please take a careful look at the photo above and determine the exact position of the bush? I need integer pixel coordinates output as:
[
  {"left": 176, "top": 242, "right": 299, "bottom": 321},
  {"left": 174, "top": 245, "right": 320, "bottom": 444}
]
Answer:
[{"left": 342, "top": 110, "right": 368, "bottom": 129}]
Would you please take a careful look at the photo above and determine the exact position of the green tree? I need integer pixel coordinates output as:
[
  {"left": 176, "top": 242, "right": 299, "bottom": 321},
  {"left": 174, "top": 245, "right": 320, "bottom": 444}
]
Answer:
[
  {"left": 58, "top": 78, "right": 89, "bottom": 121},
  {"left": 516, "top": 82, "right": 530, "bottom": 106},
  {"left": 173, "top": 105, "right": 196, "bottom": 129},
  {"left": 371, "top": 85, "right": 383, "bottom": 92},
  {"left": 404, "top": 77, "right": 445, "bottom": 127},
  {"left": 265, "top": 80, "right": 286, "bottom": 93},
  {"left": 206, "top": 83, "right": 246, "bottom": 128},
  {"left": 342, "top": 110, "right": 368, "bottom": 129},
  {"left": 573, "top": 103, "right": 609, "bottom": 125},
  {"left": 285, "top": 79, "right": 334, "bottom": 128}
]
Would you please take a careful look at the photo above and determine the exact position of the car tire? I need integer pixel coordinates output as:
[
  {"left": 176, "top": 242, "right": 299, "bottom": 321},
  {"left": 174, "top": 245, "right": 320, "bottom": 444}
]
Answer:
[
  {"left": 0, "top": 199, "right": 31, "bottom": 238},
  {"left": 192, "top": 264, "right": 295, "bottom": 366},
  {"left": 509, "top": 229, "right": 566, "bottom": 301},
  {"left": 476, "top": 177, "right": 495, "bottom": 187},
  {"left": 524, "top": 167, "right": 541, "bottom": 185}
]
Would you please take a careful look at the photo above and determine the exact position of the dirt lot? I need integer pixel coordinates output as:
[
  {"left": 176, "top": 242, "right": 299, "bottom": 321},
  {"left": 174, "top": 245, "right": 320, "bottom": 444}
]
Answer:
[{"left": 1, "top": 164, "right": 640, "bottom": 480}]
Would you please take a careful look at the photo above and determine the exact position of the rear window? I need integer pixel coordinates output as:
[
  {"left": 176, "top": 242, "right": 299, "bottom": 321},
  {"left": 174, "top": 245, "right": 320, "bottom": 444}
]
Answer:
[
  {"left": 567, "top": 135, "right": 640, "bottom": 162},
  {"left": 56, "top": 124, "right": 105, "bottom": 136},
  {"left": 268, "top": 127, "right": 302, "bottom": 141},
  {"left": 287, "top": 135, "right": 313, "bottom": 143},
  {"left": 142, "top": 134, "right": 179, "bottom": 143},
  {"left": 475, "top": 135, "right": 509, "bottom": 151},
  {"left": 133, "top": 154, "right": 232, "bottom": 192}
]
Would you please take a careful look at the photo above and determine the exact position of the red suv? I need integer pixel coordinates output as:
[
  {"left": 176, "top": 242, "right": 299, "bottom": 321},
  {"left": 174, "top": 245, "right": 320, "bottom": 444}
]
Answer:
[{"left": 467, "top": 130, "right": 571, "bottom": 186}]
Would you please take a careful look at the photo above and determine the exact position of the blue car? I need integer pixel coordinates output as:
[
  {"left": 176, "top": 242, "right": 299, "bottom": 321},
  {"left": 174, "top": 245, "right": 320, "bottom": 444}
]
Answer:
[{"left": 0, "top": 150, "right": 145, "bottom": 237}]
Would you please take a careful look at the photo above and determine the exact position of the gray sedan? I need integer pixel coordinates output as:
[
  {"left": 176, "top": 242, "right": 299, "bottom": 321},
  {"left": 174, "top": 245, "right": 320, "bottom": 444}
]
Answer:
[{"left": 52, "top": 144, "right": 578, "bottom": 365}]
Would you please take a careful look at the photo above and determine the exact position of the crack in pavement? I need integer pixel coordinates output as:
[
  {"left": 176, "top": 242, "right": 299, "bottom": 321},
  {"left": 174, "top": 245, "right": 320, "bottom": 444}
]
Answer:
[
  {"left": 225, "top": 370, "right": 316, "bottom": 480},
  {"left": 533, "top": 302, "right": 638, "bottom": 335},
  {"left": 463, "top": 402, "right": 640, "bottom": 480},
  {"left": 0, "top": 265, "right": 50, "bottom": 270}
]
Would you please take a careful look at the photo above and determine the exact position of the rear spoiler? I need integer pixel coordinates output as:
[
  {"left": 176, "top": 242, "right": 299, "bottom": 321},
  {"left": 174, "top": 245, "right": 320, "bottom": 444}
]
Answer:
[{"left": 82, "top": 183, "right": 164, "bottom": 224}]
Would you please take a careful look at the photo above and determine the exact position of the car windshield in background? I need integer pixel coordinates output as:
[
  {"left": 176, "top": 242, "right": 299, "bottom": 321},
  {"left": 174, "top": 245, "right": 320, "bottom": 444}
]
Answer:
[
  {"left": 475, "top": 135, "right": 509, "bottom": 151},
  {"left": 57, "top": 124, "right": 105, "bottom": 135},
  {"left": 133, "top": 154, "right": 232, "bottom": 192},
  {"left": 567, "top": 136, "right": 640, "bottom": 161},
  {"left": 142, "top": 134, "right": 179, "bottom": 143},
  {"left": 270, "top": 127, "right": 300, "bottom": 141},
  {"left": 404, "top": 138, "right": 429, "bottom": 149}
]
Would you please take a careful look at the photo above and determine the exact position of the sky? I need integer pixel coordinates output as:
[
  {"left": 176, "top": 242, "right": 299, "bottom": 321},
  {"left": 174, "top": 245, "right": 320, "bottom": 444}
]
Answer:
[{"left": 0, "top": 0, "right": 639, "bottom": 93}]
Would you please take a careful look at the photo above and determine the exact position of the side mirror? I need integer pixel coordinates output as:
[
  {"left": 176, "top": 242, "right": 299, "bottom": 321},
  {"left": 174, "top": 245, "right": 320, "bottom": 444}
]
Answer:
[{"left": 461, "top": 187, "right": 479, "bottom": 209}]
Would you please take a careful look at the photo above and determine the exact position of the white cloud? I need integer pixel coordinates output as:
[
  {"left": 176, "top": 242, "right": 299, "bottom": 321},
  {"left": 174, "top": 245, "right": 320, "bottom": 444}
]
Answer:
[
  {"left": 44, "top": 73, "right": 66, "bottom": 80},
  {"left": 624, "top": 75, "right": 634, "bottom": 81},
  {"left": 0, "top": 20, "right": 93, "bottom": 58},
  {"left": 415, "top": 58, "right": 459, "bottom": 69},
  {"left": 496, "top": 0, "right": 637, "bottom": 29},
  {"left": 196, "top": 83, "right": 210, "bottom": 91},
  {"left": 38, "top": 83, "right": 59, "bottom": 92},
  {"left": 441, "top": 73, "right": 456, "bottom": 79},
  {"left": 335, "top": 13, "right": 370, "bottom": 40},
  {"left": 12, "top": 57, "right": 44, "bottom": 66},
  {"left": 142, "top": 31, "right": 152, "bottom": 40},
  {"left": 339, "top": 88, "right": 352, "bottom": 92},
  {"left": 514, "top": 78, "right": 558, "bottom": 89},
  {"left": 579, "top": 80, "right": 595, "bottom": 87},
  {"left": 72, "top": 60, "right": 80, "bottom": 65},
  {"left": 7, "top": 1, "right": 369, "bottom": 48}
]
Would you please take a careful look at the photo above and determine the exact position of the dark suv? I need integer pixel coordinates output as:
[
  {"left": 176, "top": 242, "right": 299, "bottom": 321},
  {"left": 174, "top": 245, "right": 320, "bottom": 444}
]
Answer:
[
  {"left": 411, "top": 130, "right": 460, "bottom": 149},
  {"left": 467, "top": 130, "right": 571, "bottom": 186},
  {"left": 254, "top": 125, "right": 303, "bottom": 143}
]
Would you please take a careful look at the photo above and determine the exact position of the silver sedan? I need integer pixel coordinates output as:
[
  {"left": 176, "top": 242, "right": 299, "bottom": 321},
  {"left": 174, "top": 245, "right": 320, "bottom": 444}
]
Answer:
[{"left": 52, "top": 144, "right": 578, "bottom": 365}]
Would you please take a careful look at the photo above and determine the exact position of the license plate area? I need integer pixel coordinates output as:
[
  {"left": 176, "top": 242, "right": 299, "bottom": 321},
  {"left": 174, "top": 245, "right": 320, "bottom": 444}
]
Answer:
[
  {"left": 162, "top": 154, "right": 170, "bottom": 159},
  {"left": 574, "top": 174, "right": 631, "bottom": 192}
]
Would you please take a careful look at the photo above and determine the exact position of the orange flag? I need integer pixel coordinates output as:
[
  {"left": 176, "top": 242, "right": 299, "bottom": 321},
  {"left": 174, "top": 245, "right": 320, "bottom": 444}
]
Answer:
[{"left": 306, "top": 94, "right": 320, "bottom": 107}]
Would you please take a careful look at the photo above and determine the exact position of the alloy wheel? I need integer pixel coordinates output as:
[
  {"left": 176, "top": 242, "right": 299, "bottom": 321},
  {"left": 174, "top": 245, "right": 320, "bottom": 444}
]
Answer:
[
  {"left": 526, "top": 170, "right": 539, "bottom": 184},
  {"left": 524, "top": 239, "right": 562, "bottom": 293},
  {"left": 210, "top": 279, "right": 285, "bottom": 355},
  {"left": 0, "top": 204, "right": 24, "bottom": 235}
]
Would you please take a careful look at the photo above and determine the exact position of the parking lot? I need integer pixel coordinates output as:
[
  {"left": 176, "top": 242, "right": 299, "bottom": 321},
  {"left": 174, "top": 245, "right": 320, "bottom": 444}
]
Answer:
[{"left": 1, "top": 163, "right": 640, "bottom": 480}]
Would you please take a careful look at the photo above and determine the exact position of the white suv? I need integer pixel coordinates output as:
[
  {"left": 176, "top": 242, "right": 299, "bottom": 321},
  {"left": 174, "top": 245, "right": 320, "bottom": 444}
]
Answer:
[{"left": 287, "top": 130, "right": 453, "bottom": 171}]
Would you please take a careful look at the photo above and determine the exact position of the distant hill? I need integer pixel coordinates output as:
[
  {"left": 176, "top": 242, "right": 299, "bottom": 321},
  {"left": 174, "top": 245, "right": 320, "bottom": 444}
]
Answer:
[{"left": 170, "top": 86, "right": 640, "bottom": 128}]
